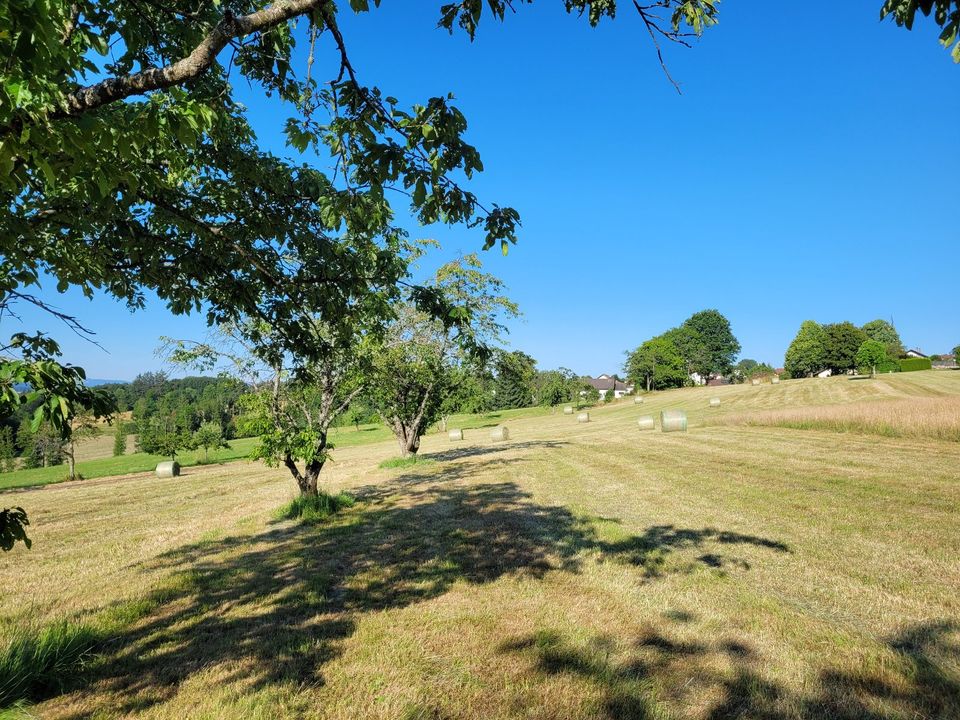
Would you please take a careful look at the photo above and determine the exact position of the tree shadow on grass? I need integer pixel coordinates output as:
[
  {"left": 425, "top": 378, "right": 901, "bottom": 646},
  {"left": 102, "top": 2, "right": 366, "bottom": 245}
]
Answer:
[
  {"left": 50, "top": 457, "right": 790, "bottom": 717},
  {"left": 422, "top": 439, "right": 569, "bottom": 464},
  {"left": 500, "top": 616, "right": 960, "bottom": 720}
]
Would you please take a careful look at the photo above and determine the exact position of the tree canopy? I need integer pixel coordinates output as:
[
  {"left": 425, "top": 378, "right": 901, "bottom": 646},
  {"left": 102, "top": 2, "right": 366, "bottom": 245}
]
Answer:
[
  {"left": 494, "top": 351, "right": 537, "bottom": 410},
  {"left": 784, "top": 321, "right": 828, "bottom": 378},
  {"left": 368, "top": 255, "right": 518, "bottom": 456},
  {"left": 862, "top": 320, "right": 905, "bottom": 359},
  {"left": 625, "top": 335, "right": 688, "bottom": 391},
  {"left": 624, "top": 309, "right": 739, "bottom": 389},
  {"left": 680, "top": 309, "right": 741, "bottom": 380},
  {"left": 823, "top": 322, "right": 869, "bottom": 375},
  {"left": 856, "top": 340, "right": 890, "bottom": 376},
  {"left": 880, "top": 0, "right": 960, "bottom": 61}
]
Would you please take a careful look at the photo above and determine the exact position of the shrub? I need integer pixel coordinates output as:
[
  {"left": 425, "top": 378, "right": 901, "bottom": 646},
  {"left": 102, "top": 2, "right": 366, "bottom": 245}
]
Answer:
[
  {"left": 0, "top": 620, "right": 99, "bottom": 707},
  {"left": 275, "top": 492, "right": 355, "bottom": 523},
  {"left": 898, "top": 357, "right": 932, "bottom": 372}
]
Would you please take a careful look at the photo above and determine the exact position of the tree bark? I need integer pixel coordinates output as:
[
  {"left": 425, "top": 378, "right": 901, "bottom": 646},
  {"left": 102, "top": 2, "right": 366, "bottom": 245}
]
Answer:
[
  {"left": 284, "top": 455, "right": 323, "bottom": 497},
  {"left": 303, "top": 460, "right": 322, "bottom": 496},
  {"left": 393, "top": 421, "right": 421, "bottom": 457}
]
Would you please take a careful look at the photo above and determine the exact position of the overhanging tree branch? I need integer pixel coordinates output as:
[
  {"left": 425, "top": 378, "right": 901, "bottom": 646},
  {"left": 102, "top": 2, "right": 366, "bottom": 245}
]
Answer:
[{"left": 46, "top": 0, "right": 334, "bottom": 123}]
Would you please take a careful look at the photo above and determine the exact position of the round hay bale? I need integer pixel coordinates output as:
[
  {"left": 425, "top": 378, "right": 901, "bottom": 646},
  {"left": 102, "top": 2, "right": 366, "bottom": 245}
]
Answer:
[
  {"left": 634, "top": 396, "right": 644, "bottom": 405},
  {"left": 751, "top": 378, "right": 760, "bottom": 386},
  {"left": 660, "top": 410, "right": 687, "bottom": 433},
  {"left": 490, "top": 426, "right": 509, "bottom": 442},
  {"left": 448, "top": 429, "right": 463, "bottom": 441},
  {"left": 772, "top": 376, "right": 780, "bottom": 384},
  {"left": 637, "top": 415, "right": 655, "bottom": 431},
  {"left": 563, "top": 406, "right": 574, "bottom": 415},
  {"left": 156, "top": 460, "right": 180, "bottom": 478},
  {"left": 577, "top": 412, "right": 590, "bottom": 423},
  {"left": 709, "top": 397, "right": 721, "bottom": 407}
]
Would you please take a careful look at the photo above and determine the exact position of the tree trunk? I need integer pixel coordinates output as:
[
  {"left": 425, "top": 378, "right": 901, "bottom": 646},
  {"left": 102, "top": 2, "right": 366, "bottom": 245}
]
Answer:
[
  {"left": 397, "top": 431, "right": 420, "bottom": 457},
  {"left": 394, "top": 422, "right": 421, "bottom": 457},
  {"left": 303, "top": 461, "right": 321, "bottom": 496},
  {"left": 284, "top": 456, "right": 323, "bottom": 497},
  {"left": 67, "top": 450, "right": 76, "bottom": 481}
]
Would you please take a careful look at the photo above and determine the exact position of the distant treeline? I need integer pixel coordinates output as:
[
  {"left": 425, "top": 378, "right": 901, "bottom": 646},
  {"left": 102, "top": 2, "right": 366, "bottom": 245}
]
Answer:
[{"left": 782, "top": 319, "right": 927, "bottom": 378}]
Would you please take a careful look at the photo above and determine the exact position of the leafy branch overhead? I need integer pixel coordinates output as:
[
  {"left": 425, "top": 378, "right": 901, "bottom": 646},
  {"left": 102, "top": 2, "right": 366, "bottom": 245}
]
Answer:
[{"left": 881, "top": 0, "right": 960, "bottom": 61}]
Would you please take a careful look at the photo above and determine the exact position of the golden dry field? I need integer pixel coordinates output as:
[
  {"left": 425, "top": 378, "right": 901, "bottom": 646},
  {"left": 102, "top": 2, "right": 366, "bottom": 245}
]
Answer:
[{"left": 2, "top": 371, "right": 959, "bottom": 719}]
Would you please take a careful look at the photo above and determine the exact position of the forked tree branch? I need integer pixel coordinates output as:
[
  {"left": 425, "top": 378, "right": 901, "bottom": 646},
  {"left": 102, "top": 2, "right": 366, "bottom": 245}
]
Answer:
[{"left": 49, "top": 0, "right": 332, "bottom": 122}]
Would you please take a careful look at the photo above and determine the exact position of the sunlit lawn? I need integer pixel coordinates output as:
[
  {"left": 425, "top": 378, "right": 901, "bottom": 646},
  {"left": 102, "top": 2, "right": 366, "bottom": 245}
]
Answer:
[
  {"left": 0, "top": 437, "right": 261, "bottom": 491},
  {"left": 1, "top": 372, "right": 958, "bottom": 718},
  {"left": 0, "top": 405, "right": 559, "bottom": 492}
]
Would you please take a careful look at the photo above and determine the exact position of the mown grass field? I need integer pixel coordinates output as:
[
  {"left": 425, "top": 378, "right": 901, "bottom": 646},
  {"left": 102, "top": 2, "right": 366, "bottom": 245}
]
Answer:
[
  {"left": 0, "top": 406, "right": 558, "bottom": 492},
  {"left": 1, "top": 371, "right": 958, "bottom": 719}
]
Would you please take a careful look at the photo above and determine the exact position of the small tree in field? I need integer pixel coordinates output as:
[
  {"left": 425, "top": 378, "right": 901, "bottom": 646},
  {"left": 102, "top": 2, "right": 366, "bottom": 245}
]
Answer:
[
  {"left": 163, "top": 320, "right": 369, "bottom": 498},
  {"left": 193, "top": 421, "right": 229, "bottom": 463},
  {"left": 370, "top": 339, "right": 450, "bottom": 457},
  {"left": 18, "top": 420, "right": 63, "bottom": 469},
  {"left": 112, "top": 423, "right": 126, "bottom": 457},
  {"left": 953, "top": 345, "right": 960, "bottom": 366},
  {"left": 369, "top": 256, "right": 518, "bottom": 458},
  {"left": 856, "top": 340, "right": 889, "bottom": 377},
  {"left": 0, "top": 428, "right": 14, "bottom": 473},
  {"left": 62, "top": 411, "right": 101, "bottom": 481},
  {"left": 138, "top": 416, "right": 195, "bottom": 461}
]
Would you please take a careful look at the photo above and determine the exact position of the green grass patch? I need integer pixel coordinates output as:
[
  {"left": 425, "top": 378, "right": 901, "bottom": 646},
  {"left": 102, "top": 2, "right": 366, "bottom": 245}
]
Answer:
[
  {"left": 378, "top": 456, "right": 437, "bottom": 470},
  {"left": 274, "top": 492, "right": 356, "bottom": 523},
  {"left": 0, "top": 437, "right": 261, "bottom": 492},
  {"left": 0, "top": 620, "right": 100, "bottom": 707}
]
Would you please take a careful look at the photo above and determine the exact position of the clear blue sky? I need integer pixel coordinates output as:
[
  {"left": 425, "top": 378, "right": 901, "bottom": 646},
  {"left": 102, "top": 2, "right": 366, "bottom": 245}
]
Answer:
[{"left": 14, "top": 2, "right": 960, "bottom": 380}]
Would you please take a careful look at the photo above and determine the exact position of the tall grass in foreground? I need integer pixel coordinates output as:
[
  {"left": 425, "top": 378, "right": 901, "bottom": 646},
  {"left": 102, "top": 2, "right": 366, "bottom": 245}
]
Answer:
[
  {"left": 715, "top": 395, "right": 960, "bottom": 442},
  {"left": 274, "top": 491, "right": 355, "bottom": 523},
  {"left": 0, "top": 621, "right": 99, "bottom": 707}
]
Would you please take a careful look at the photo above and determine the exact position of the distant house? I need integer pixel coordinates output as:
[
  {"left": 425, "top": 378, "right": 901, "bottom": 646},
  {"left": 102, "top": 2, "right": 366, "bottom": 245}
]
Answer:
[
  {"left": 584, "top": 374, "right": 634, "bottom": 400},
  {"left": 905, "top": 349, "right": 928, "bottom": 359},
  {"left": 932, "top": 354, "right": 958, "bottom": 370},
  {"left": 690, "top": 372, "right": 728, "bottom": 386}
]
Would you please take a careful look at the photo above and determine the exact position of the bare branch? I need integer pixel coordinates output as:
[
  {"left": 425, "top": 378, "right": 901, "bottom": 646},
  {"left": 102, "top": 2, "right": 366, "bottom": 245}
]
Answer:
[{"left": 633, "top": 1, "right": 683, "bottom": 94}]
